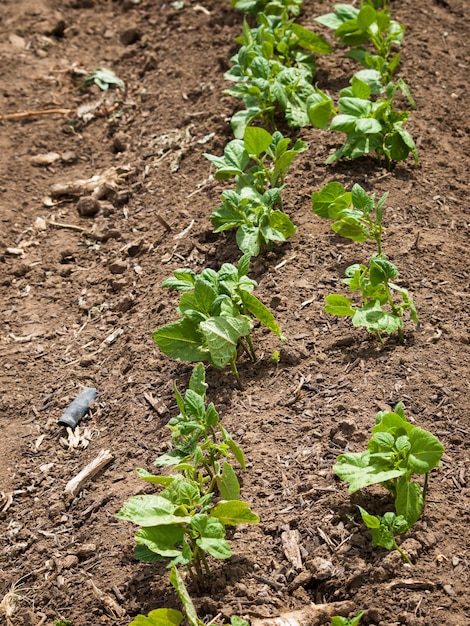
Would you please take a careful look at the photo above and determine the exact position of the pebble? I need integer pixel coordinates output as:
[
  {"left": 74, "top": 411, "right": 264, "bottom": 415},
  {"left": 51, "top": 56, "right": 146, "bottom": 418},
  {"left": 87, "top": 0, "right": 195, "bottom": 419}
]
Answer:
[{"left": 77, "top": 196, "right": 100, "bottom": 217}]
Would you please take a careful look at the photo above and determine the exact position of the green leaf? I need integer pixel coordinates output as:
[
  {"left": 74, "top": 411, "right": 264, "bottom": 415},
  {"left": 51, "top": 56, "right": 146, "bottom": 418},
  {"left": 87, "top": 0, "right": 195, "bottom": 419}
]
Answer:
[
  {"left": 135, "top": 525, "right": 186, "bottom": 558},
  {"left": 237, "top": 225, "right": 261, "bottom": 256},
  {"left": 226, "top": 436, "right": 246, "bottom": 469},
  {"left": 333, "top": 452, "right": 406, "bottom": 492},
  {"left": 217, "top": 461, "right": 241, "bottom": 501},
  {"left": 352, "top": 301, "right": 402, "bottom": 334},
  {"left": 244, "top": 126, "right": 272, "bottom": 156},
  {"left": 369, "top": 258, "right": 399, "bottom": 285},
  {"left": 189, "top": 363, "right": 207, "bottom": 397},
  {"left": 407, "top": 428, "right": 444, "bottom": 473},
  {"left": 357, "top": 506, "right": 380, "bottom": 529},
  {"left": 169, "top": 566, "right": 201, "bottom": 626},
  {"left": 136, "top": 469, "right": 175, "bottom": 486},
  {"left": 184, "top": 388, "right": 206, "bottom": 420},
  {"left": 311, "top": 182, "right": 351, "bottom": 218},
  {"left": 324, "top": 294, "right": 356, "bottom": 317},
  {"left": 240, "top": 290, "right": 284, "bottom": 338},
  {"left": 338, "top": 97, "right": 372, "bottom": 117},
  {"left": 134, "top": 544, "right": 162, "bottom": 563},
  {"left": 200, "top": 316, "right": 251, "bottom": 368},
  {"left": 83, "top": 67, "right": 125, "bottom": 91},
  {"left": 395, "top": 478, "right": 423, "bottom": 526},
  {"left": 331, "top": 220, "right": 369, "bottom": 242},
  {"left": 116, "top": 495, "right": 190, "bottom": 527},
  {"left": 210, "top": 500, "right": 260, "bottom": 525},
  {"left": 129, "top": 608, "right": 184, "bottom": 626},
  {"left": 357, "top": 4, "right": 376, "bottom": 30},
  {"left": 153, "top": 319, "right": 207, "bottom": 363}
]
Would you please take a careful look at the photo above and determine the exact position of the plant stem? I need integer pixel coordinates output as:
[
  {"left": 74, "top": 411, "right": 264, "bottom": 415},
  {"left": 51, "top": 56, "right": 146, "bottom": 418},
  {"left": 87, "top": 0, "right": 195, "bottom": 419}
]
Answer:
[
  {"left": 393, "top": 539, "right": 412, "bottom": 564},
  {"left": 230, "top": 354, "right": 243, "bottom": 390}
]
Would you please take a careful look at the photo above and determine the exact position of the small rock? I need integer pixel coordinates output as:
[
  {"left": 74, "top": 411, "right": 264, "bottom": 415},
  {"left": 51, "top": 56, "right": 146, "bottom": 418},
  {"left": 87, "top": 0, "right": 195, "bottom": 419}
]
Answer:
[
  {"left": 77, "top": 196, "right": 100, "bottom": 217},
  {"left": 443, "top": 584, "right": 455, "bottom": 596},
  {"left": 109, "top": 260, "right": 127, "bottom": 275},
  {"left": 75, "top": 543, "right": 97, "bottom": 558},
  {"left": 30, "top": 152, "right": 61, "bottom": 166},
  {"left": 112, "top": 133, "right": 128, "bottom": 153},
  {"left": 35, "top": 217, "right": 47, "bottom": 231},
  {"left": 306, "top": 556, "right": 335, "bottom": 580},
  {"left": 120, "top": 28, "right": 141, "bottom": 45},
  {"left": 288, "top": 570, "right": 312, "bottom": 592},
  {"left": 61, "top": 150, "right": 77, "bottom": 164},
  {"left": 114, "top": 295, "right": 135, "bottom": 312}
]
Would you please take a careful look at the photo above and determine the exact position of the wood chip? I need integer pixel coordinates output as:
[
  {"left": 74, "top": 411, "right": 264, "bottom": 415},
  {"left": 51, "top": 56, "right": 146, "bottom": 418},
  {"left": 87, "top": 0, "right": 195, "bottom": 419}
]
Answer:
[
  {"left": 281, "top": 529, "right": 303, "bottom": 570},
  {"left": 250, "top": 601, "right": 355, "bottom": 626},
  {"left": 64, "top": 449, "right": 113, "bottom": 497}
]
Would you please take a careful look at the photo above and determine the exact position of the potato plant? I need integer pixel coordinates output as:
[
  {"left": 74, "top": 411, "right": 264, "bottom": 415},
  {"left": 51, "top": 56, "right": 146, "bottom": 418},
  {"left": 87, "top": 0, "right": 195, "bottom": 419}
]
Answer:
[{"left": 153, "top": 255, "right": 285, "bottom": 385}]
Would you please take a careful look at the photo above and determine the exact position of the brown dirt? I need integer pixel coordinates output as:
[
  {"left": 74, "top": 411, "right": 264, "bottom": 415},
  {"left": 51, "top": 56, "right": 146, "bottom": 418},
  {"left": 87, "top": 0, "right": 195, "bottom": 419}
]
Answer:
[{"left": 0, "top": 0, "right": 469, "bottom": 625}]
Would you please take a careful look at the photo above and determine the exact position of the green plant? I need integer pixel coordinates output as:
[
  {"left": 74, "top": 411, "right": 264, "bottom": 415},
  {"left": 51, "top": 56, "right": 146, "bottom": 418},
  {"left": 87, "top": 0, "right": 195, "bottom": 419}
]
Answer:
[
  {"left": 153, "top": 255, "right": 284, "bottom": 385},
  {"left": 312, "top": 181, "right": 387, "bottom": 254},
  {"left": 211, "top": 187, "right": 296, "bottom": 256},
  {"left": 331, "top": 611, "right": 364, "bottom": 626},
  {"left": 231, "top": 0, "right": 303, "bottom": 16},
  {"left": 357, "top": 507, "right": 411, "bottom": 563},
  {"left": 308, "top": 73, "right": 418, "bottom": 167},
  {"left": 333, "top": 403, "right": 444, "bottom": 529},
  {"left": 225, "top": 15, "right": 330, "bottom": 136},
  {"left": 324, "top": 258, "right": 418, "bottom": 343},
  {"left": 312, "top": 182, "right": 418, "bottom": 342},
  {"left": 82, "top": 67, "right": 125, "bottom": 91},
  {"left": 204, "top": 126, "right": 308, "bottom": 194},
  {"left": 117, "top": 365, "right": 259, "bottom": 580},
  {"left": 315, "top": 3, "right": 404, "bottom": 84}
]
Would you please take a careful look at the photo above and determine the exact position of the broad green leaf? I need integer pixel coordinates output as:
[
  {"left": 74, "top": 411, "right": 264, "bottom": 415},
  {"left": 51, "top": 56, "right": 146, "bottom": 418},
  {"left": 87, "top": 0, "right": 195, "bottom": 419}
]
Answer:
[
  {"left": 338, "top": 97, "right": 372, "bottom": 117},
  {"left": 116, "top": 495, "right": 190, "bottom": 527},
  {"left": 311, "top": 182, "right": 351, "bottom": 218},
  {"left": 369, "top": 258, "right": 399, "bottom": 285},
  {"left": 333, "top": 452, "right": 405, "bottom": 492},
  {"left": 210, "top": 500, "right": 260, "bottom": 525},
  {"left": 134, "top": 544, "right": 163, "bottom": 563},
  {"left": 160, "top": 476, "right": 200, "bottom": 507},
  {"left": 237, "top": 224, "right": 261, "bottom": 256},
  {"left": 407, "top": 428, "right": 444, "bottom": 473},
  {"left": 237, "top": 253, "right": 251, "bottom": 278},
  {"left": 227, "top": 437, "right": 246, "bottom": 469},
  {"left": 153, "top": 319, "right": 207, "bottom": 363},
  {"left": 240, "top": 290, "right": 284, "bottom": 338},
  {"left": 395, "top": 478, "right": 423, "bottom": 526},
  {"left": 244, "top": 126, "right": 272, "bottom": 156},
  {"left": 200, "top": 316, "right": 251, "bottom": 368},
  {"left": 231, "top": 108, "right": 262, "bottom": 139},
  {"left": 224, "top": 141, "right": 250, "bottom": 171},
  {"left": 268, "top": 210, "right": 296, "bottom": 240},
  {"left": 217, "top": 461, "right": 241, "bottom": 501},
  {"left": 290, "top": 23, "right": 332, "bottom": 54},
  {"left": 324, "top": 294, "right": 355, "bottom": 317},
  {"left": 352, "top": 302, "right": 402, "bottom": 334},
  {"left": 329, "top": 114, "right": 358, "bottom": 134},
  {"left": 84, "top": 67, "right": 125, "bottom": 91},
  {"left": 350, "top": 75, "right": 371, "bottom": 99},
  {"left": 154, "top": 450, "right": 187, "bottom": 467},
  {"left": 331, "top": 220, "right": 369, "bottom": 242},
  {"left": 169, "top": 566, "right": 200, "bottom": 626},
  {"left": 231, "top": 617, "right": 250, "bottom": 626},
  {"left": 129, "top": 608, "right": 184, "bottom": 626},
  {"left": 194, "top": 279, "right": 218, "bottom": 315},
  {"left": 135, "top": 525, "right": 186, "bottom": 558},
  {"left": 184, "top": 388, "right": 206, "bottom": 420},
  {"left": 197, "top": 536, "right": 232, "bottom": 559},
  {"left": 357, "top": 4, "right": 376, "bottom": 31}
]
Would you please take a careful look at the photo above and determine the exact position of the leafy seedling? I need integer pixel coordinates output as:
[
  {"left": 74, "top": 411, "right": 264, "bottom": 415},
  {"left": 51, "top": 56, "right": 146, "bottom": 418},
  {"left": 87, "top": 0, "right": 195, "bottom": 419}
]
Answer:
[
  {"left": 333, "top": 403, "right": 444, "bottom": 528},
  {"left": 308, "top": 75, "right": 418, "bottom": 168},
  {"left": 312, "top": 181, "right": 387, "bottom": 255},
  {"left": 82, "top": 67, "right": 125, "bottom": 91},
  {"left": 153, "top": 255, "right": 285, "bottom": 385},
  {"left": 331, "top": 611, "right": 364, "bottom": 626},
  {"left": 117, "top": 365, "right": 258, "bottom": 580},
  {"left": 315, "top": 3, "right": 404, "bottom": 83},
  {"left": 324, "top": 257, "right": 418, "bottom": 343},
  {"left": 204, "top": 126, "right": 308, "bottom": 194},
  {"left": 231, "top": 0, "right": 303, "bottom": 17},
  {"left": 357, "top": 507, "right": 411, "bottom": 563}
]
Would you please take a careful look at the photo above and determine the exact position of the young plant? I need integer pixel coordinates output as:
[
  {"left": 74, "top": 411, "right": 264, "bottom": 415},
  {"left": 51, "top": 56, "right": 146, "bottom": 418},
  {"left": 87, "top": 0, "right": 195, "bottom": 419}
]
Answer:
[
  {"left": 204, "top": 126, "right": 308, "bottom": 194},
  {"left": 117, "top": 365, "right": 259, "bottom": 580},
  {"left": 225, "top": 16, "right": 330, "bottom": 136},
  {"left": 211, "top": 187, "right": 296, "bottom": 256},
  {"left": 324, "top": 257, "right": 418, "bottom": 343},
  {"left": 230, "top": 0, "right": 303, "bottom": 17},
  {"left": 312, "top": 181, "right": 387, "bottom": 254},
  {"left": 308, "top": 74, "right": 418, "bottom": 167},
  {"left": 315, "top": 3, "right": 405, "bottom": 84},
  {"left": 153, "top": 255, "right": 285, "bottom": 385},
  {"left": 82, "top": 67, "right": 125, "bottom": 91},
  {"left": 333, "top": 403, "right": 444, "bottom": 528},
  {"left": 331, "top": 611, "right": 364, "bottom": 626},
  {"left": 357, "top": 507, "right": 411, "bottom": 563}
]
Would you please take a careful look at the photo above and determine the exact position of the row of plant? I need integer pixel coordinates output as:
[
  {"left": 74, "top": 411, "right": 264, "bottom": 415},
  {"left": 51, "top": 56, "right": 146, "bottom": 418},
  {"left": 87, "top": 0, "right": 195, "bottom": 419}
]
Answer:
[{"left": 117, "top": 1, "right": 442, "bottom": 624}]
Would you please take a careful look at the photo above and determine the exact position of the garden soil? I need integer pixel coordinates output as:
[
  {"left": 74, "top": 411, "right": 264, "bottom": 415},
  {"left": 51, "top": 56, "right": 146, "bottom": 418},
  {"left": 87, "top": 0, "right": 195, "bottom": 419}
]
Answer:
[{"left": 0, "top": 0, "right": 469, "bottom": 624}]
